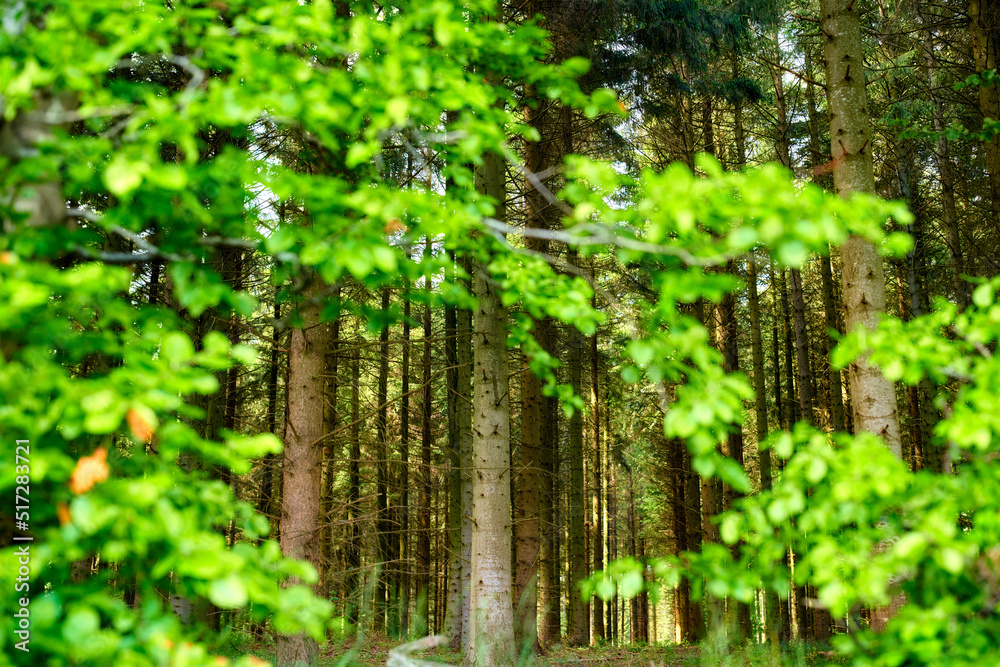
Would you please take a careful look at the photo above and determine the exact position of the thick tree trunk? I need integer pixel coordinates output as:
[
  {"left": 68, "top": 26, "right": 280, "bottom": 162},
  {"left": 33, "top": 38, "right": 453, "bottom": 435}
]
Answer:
[
  {"left": 277, "top": 278, "right": 327, "bottom": 667},
  {"left": 465, "top": 150, "right": 515, "bottom": 667},
  {"left": 821, "top": 0, "right": 903, "bottom": 457},
  {"left": 466, "top": 256, "right": 516, "bottom": 666}
]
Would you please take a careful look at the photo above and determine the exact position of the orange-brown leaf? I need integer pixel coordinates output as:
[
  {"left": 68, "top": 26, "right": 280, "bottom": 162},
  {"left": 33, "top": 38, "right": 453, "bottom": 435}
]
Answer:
[
  {"left": 57, "top": 501, "right": 71, "bottom": 525},
  {"left": 127, "top": 408, "right": 155, "bottom": 443},
  {"left": 68, "top": 447, "right": 109, "bottom": 494}
]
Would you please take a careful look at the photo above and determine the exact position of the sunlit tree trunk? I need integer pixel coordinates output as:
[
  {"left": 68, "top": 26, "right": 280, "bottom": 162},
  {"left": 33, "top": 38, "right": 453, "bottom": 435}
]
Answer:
[
  {"left": 820, "top": 0, "right": 903, "bottom": 458},
  {"left": 465, "top": 150, "right": 515, "bottom": 667}
]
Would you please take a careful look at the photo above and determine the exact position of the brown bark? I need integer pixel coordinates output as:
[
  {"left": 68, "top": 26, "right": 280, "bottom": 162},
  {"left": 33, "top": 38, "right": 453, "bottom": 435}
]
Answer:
[
  {"left": 276, "top": 277, "right": 327, "bottom": 667},
  {"left": 444, "top": 256, "right": 464, "bottom": 645},
  {"left": 970, "top": 0, "right": 1000, "bottom": 240},
  {"left": 590, "top": 326, "right": 605, "bottom": 643},
  {"left": 400, "top": 289, "right": 412, "bottom": 634},
  {"left": 417, "top": 240, "right": 433, "bottom": 636},
  {"left": 566, "top": 323, "right": 589, "bottom": 647},
  {"left": 346, "top": 343, "right": 361, "bottom": 626},
  {"left": 375, "top": 289, "right": 391, "bottom": 630}
]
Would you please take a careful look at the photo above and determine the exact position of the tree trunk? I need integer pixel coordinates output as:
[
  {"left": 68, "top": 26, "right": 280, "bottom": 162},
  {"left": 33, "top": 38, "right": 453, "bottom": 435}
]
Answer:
[
  {"left": 747, "top": 251, "right": 778, "bottom": 644},
  {"left": 566, "top": 324, "right": 589, "bottom": 647},
  {"left": 590, "top": 325, "right": 605, "bottom": 643},
  {"left": 465, "top": 149, "right": 516, "bottom": 666},
  {"left": 444, "top": 257, "right": 464, "bottom": 645},
  {"left": 790, "top": 269, "right": 814, "bottom": 424},
  {"left": 375, "top": 289, "right": 391, "bottom": 632},
  {"left": 921, "top": 9, "right": 968, "bottom": 309},
  {"left": 276, "top": 278, "right": 327, "bottom": 667},
  {"left": 401, "top": 289, "right": 412, "bottom": 635},
  {"left": 417, "top": 240, "right": 433, "bottom": 636},
  {"left": 320, "top": 294, "right": 341, "bottom": 602},
  {"left": 820, "top": 0, "right": 903, "bottom": 457},
  {"left": 969, "top": 0, "right": 1000, "bottom": 241},
  {"left": 458, "top": 279, "right": 475, "bottom": 651},
  {"left": 346, "top": 341, "right": 361, "bottom": 627},
  {"left": 540, "top": 385, "right": 561, "bottom": 644},
  {"left": 779, "top": 269, "right": 798, "bottom": 427}
]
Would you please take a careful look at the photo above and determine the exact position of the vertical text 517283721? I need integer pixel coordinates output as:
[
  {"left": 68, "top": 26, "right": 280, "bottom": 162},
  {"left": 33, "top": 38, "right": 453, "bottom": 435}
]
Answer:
[{"left": 13, "top": 440, "right": 32, "bottom": 652}]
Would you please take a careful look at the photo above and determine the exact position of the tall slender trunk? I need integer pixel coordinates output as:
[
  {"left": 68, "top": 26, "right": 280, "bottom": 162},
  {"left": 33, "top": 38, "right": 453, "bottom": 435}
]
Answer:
[
  {"left": 820, "top": 254, "right": 846, "bottom": 432},
  {"left": 277, "top": 278, "right": 327, "bottom": 667},
  {"left": 321, "top": 295, "right": 341, "bottom": 601},
  {"left": 790, "top": 269, "right": 814, "bottom": 424},
  {"left": 540, "top": 386, "right": 561, "bottom": 644},
  {"left": 458, "top": 271, "right": 475, "bottom": 651},
  {"left": 969, "top": 0, "right": 1000, "bottom": 242},
  {"left": 805, "top": 45, "right": 847, "bottom": 434},
  {"left": 779, "top": 269, "right": 798, "bottom": 427},
  {"left": 444, "top": 254, "right": 464, "bottom": 644},
  {"left": 718, "top": 260, "right": 750, "bottom": 643},
  {"left": 768, "top": 263, "right": 786, "bottom": 432},
  {"left": 401, "top": 289, "right": 412, "bottom": 634},
  {"left": 375, "top": 289, "right": 392, "bottom": 631},
  {"left": 260, "top": 299, "right": 282, "bottom": 539},
  {"left": 590, "top": 323, "right": 605, "bottom": 643},
  {"left": 566, "top": 322, "right": 589, "bottom": 647},
  {"left": 921, "top": 9, "right": 968, "bottom": 308},
  {"left": 417, "top": 240, "right": 433, "bottom": 636},
  {"left": 606, "top": 423, "right": 618, "bottom": 644},
  {"left": 346, "top": 342, "right": 361, "bottom": 626},
  {"left": 747, "top": 251, "right": 778, "bottom": 644}
]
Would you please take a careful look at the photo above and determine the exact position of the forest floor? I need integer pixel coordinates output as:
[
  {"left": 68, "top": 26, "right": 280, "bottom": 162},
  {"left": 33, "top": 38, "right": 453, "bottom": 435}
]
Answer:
[{"left": 227, "top": 635, "right": 845, "bottom": 666}]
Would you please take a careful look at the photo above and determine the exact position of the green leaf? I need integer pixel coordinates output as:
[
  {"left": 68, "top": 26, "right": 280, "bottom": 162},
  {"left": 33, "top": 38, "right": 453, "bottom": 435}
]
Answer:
[
  {"left": 103, "top": 155, "right": 147, "bottom": 197},
  {"left": 619, "top": 570, "right": 644, "bottom": 599},
  {"left": 594, "top": 575, "right": 616, "bottom": 601},
  {"left": 209, "top": 575, "right": 249, "bottom": 608}
]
